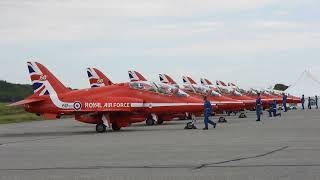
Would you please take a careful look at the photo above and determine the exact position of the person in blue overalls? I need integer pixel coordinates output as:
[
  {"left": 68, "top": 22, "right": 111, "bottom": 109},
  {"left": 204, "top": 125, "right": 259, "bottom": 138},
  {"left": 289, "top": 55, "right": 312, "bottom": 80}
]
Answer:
[
  {"left": 203, "top": 96, "right": 216, "bottom": 130},
  {"left": 268, "top": 100, "right": 281, "bottom": 117},
  {"left": 256, "top": 93, "right": 262, "bottom": 121},
  {"left": 316, "top": 95, "right": 318, "bottom": 109},
  {"left": 301, "top": 94, "right": 305, "bottom": 110},
  {"left": 282, "top": 93, "right": 288, "bottom": 112},
  {"left": 308, "top": 97, "right": 312, "bottom": 109}
]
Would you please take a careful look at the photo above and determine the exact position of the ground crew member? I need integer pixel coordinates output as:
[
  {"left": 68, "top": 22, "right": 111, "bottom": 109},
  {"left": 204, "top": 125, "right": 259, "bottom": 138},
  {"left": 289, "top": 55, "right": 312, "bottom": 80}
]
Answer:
[
  {"left": 308, "top": 97, "right": 312, "bottom": 109},
  {"left": 256, "top": 93, "right": 262, "bottom": 121},
  {"left": 301, "top": 94, "right": 305, "bottom": 110},
  {"left": 203, "top": 96, "right": 216, "bottom": 130},
  {"left": 268, "top": 100, "right": 281, "bottom": 117},
  {"left": 282, "top": 93, "right": 287, "bottom": 112},
  {"left": 316, "top": 95, "right": 318, "bottom": 109}
]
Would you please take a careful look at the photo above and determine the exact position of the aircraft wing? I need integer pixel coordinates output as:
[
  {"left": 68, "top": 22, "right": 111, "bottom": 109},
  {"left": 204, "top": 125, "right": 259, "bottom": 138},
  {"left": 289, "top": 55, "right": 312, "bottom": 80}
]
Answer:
[{"left": 8, "top": 98, "right": 45, "bottom": 106}]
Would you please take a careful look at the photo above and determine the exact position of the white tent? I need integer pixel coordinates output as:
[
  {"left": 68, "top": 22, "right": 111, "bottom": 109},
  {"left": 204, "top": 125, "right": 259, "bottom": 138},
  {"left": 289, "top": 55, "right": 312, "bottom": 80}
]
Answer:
[{"left": 285, "top": 70, "right": 320, "bottom": 97}]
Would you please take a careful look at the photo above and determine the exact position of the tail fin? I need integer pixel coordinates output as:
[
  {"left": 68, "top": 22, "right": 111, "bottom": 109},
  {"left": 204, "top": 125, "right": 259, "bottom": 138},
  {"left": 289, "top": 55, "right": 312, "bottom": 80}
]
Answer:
[
  {"left": 182, "top": 76, "right": 197, "bottom": 85},
  {"left": 228, "top": 82, "right": 237, "bottom": 88},
  {"left": 159, "top": 74, "right": 177, "bottom": 85},
  {"left": 27, "top": 62, "right": 70, "bottom": 96},
  {"left": 216, "top": 80, "right": 227, "bottom": 86},
  {"left": 200, "top": 78, "right": 213, "bottom": 86},
  {"left": 86, "top": 68, "right": 113, "bottom": 88},
  {"left": 128, "top": 71, "right": 147, "bottom": 82}
]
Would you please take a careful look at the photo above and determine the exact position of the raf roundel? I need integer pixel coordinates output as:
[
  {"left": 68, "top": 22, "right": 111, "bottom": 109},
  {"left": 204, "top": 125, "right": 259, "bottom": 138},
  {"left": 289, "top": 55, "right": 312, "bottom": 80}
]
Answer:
[{"left": 73, "top": 101, "right": 82, "bottom": 110}]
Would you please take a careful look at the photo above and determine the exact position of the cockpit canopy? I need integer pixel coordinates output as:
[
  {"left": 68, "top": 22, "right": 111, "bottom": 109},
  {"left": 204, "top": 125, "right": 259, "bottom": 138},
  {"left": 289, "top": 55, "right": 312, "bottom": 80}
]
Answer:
[
  {"left": 129, "top": 81, "right": 156, "bottom": 92},
  {"left": 217, "top": 87, "right": 230, "bottom": 94},
  {"left": 183, "top": 84, "right": 221, "bottom": 97},
  {"left": 129, "top": 81, "right": 188, "bottom": 97},
  {"left": 232, "top": 90, "right": 242, "bottom": 96},
  {"left": 263, "top": 91, "right": 271, "bottom": 95}
]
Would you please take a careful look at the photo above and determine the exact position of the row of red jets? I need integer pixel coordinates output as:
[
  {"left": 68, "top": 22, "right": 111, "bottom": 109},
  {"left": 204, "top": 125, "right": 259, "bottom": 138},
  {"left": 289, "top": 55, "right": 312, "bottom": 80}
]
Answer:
[{"left": 10, "top": 62, "right": 301, "bottom": 133}]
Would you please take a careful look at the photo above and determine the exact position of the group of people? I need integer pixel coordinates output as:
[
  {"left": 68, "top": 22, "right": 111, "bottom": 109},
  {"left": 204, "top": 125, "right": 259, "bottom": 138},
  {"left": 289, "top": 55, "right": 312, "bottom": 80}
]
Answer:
[
  {"left": 255, "top": 93, "right": 286, "bottom": 122},
  {"left": 202, "top": 93, "right": 319, "bottom": 130},
  {"left": 301, "top": 95, "right": 318, "bottom": 110}
]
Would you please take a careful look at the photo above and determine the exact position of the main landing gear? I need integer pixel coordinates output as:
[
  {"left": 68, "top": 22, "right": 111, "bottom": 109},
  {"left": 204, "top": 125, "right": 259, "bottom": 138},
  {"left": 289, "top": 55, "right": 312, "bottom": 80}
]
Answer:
[
  {"left": 146, "top": 118, "right": 155, "bottom": 126},
  {"left": 238, "top": 112, "right": 247, "bottom": 118},
  {"left": 146, "top": 114, "right": 160, "bottom": 126},
  {"left": 95, "top": 122, "right": 121, "bottom": 133},
  {"left": 184, "top": 114, "right": 197, "bottom": 129},
  {"left": 218, "top": 117, "right": 227, "bottom": 123},
  {"left": 96, "top": 123, "right": 106, "bottom": 133}
]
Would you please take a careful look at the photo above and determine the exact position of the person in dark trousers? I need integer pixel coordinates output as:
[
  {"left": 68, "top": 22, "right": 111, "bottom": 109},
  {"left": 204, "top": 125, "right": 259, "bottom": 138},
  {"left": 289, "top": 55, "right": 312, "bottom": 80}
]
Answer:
[
  {"left": 203, "top": 96, "right": 216, "bottom": 130},
  {"left": 282, "top": 93, "right": 288, "bottom": 112},
  {"left": 308, "top": 97, "right": 312, "bottom": 109},
  {"left": 256, "top": 93, "right": 262, "bottom": 121},
  {"left": 268, "top": 100, "right": 281, "bottom": 117},
  {"left": 301, "top": 94, "right": 305, "bottom": 110},
  {"left": 316, "top": 95, "right": 318, "bottom": 109}
]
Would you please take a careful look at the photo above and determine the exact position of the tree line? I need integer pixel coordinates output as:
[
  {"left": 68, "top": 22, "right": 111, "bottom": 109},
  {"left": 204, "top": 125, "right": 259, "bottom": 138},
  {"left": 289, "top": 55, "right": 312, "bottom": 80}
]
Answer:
[{"left": 0, "top": 80, "right": 33, "bottom": 102}]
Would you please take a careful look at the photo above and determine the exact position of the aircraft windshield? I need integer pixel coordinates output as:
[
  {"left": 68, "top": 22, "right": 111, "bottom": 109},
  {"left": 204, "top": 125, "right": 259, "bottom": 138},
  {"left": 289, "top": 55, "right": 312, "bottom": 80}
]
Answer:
[
  {"left": 218, "top": 87, "right": 230, "bottom": 94},
  {"left": 184, "top": 84, "right": 214, "bottom": 96},
  {"left": 263, "top": 91, "right": 271, "bottom": 95},
  {"left": 129, "top": 81, "right": 157, "bottom": 92},
  {"left": 155, "top": 83, "right": 189, "bottom": 97},
  {"left": 194, "top": 85, "right": 210, "bottom": 94},
  {"left": 130, "top": 81, "right": 188, "bottom": 97},
  {"left": 232, "top": 90, "right": 242, "bottom": 96}
]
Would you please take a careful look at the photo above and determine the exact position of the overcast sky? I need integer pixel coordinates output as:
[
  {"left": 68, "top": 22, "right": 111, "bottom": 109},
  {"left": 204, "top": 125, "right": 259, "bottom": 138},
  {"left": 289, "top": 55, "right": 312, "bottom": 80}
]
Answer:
[{"left": 0, "top": 0, "right": 320, "bottom": 89}]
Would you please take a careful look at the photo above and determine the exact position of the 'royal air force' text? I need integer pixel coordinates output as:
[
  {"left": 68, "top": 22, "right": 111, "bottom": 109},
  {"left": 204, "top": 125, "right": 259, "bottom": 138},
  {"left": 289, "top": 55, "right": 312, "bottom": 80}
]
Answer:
[{"left": 85, "top": 102, "right": 131, "bottom": 109}]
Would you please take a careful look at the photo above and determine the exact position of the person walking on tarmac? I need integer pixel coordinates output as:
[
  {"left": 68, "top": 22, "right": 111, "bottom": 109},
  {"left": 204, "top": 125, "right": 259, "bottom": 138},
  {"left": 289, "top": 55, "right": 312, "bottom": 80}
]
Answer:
[
  {"left": 203, "top": 96, "right": 216, "bottom": 130},
  {"left": 282, "top": 93, "right": 288, "bottom": 112},
  {"left": 268, "top": 100, "right": 281, "bottom": 117},
  {"left": 316, "top": 95, "right": 318, "bottom": 109},
  {"left": 301, "top": 94, "right": 305, "bottom": 110},
  {"left": 308, "top": 97, "right": 312, "bottom": 109},
  {"left": 256, "top": 93, "right": 262, "bottom": 121}
]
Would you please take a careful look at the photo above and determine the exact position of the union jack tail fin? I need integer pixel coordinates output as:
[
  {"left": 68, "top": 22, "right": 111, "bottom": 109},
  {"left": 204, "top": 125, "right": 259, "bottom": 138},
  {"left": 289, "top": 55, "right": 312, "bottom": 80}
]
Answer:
[
  {"left": 182, "top": 76, "right": 197, "bottom": 85},
  {"left": 216, "top": 80, "right": 227, "bottom": 86},
  {"left": 27, "top": 61, "right": 70, "bottom": 96},
  {"left": 228, "top": 82, "right": 237, "bottom": 88},
  {"left": 128, "top": 71, "right": 147, "bottom": 82},
  {"left": 200, "top": 78, "right": 213, "bottom": 86},
  {"left": 159, "top": 74, "right": 177, "bottom": 85},
  {"left": 86, "top": 68, "right": 113, "bottom": 88}
]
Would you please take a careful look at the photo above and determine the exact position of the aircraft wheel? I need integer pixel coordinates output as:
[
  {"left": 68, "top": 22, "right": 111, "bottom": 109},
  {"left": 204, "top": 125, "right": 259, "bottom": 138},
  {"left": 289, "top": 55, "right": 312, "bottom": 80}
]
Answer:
[
  {"left": 239, "top": 113, "right": 247, "bottom": 118},
  {"left": 157, "top": 119, "right": 164, "bottom": 125},
  {"left": 218, "top": 117, "right": 227, "bottom": 123},
  {"left": 184, "top": 122, "right": 197, "bottom": 129},
  {"left": 146, "top": 118, "right": 155, "bottom": 126},
  {"left": 112, "top": 123, "right": 121, "bottom": 131},
  {"left": 96, "top": 123, "right": 106, "bottom": 133}
]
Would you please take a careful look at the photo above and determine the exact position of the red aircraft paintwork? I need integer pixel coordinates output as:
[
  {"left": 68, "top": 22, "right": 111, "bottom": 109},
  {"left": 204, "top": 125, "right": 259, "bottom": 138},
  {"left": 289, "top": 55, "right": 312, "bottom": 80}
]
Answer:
[
  {"left": 260, "top": 90, "right": 283, "bottom": 104},
  {"left": 200, "top": 78, "right": 256, "bottom": 110},
  {"left": 242, "top": 90, "right": 273, "bottom": 109},
  {"left": 126, "top": 70, "right": 201, "bottom": 124},
  {"left": 159, "top": 74, "right": 244, "bottom": 113},
  {"left": 10, "top": 62, "right": 204, "bottom": 132}
]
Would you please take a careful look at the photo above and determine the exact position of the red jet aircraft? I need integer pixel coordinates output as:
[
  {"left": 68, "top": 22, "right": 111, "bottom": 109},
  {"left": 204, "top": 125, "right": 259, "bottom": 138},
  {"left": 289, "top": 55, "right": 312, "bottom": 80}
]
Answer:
[
  {"left": 200, "top": 78, "right": 256, "bottom": 111},
  {"left": 126, "top": 70, "right": 201, "bottom": 124},
  {"left": 10, "top": 62, "right": 204, "bottom": 132},
  {"left": 158, "top": 74, "right": 244, "bottom": 114}
]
